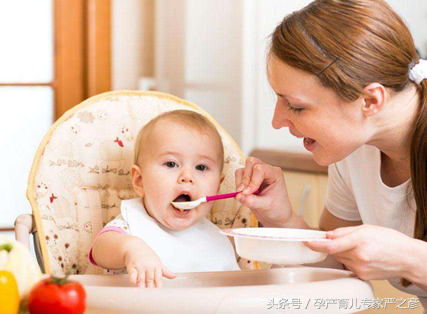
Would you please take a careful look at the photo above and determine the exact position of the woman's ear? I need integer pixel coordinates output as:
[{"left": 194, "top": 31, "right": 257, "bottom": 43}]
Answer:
[
  {"left": 131, "top": 165, "right": 144, "bottom": 197},
  {"left": 361, "top": 83, "right": 387, "bottom": 117}
]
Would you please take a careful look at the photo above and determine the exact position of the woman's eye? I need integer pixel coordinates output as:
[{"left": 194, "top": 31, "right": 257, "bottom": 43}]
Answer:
[
  {"left": 196, "top": 164, "right": 207, "bottom": 171},
  {"left": 287, "top": 105, "right": 304, "bottom": 113},
  {"left": 282, "top": 98, "right": 303, "bottom": 113},
  {"left": 165, "top": 161, "right": 177, "bottom": 168}
]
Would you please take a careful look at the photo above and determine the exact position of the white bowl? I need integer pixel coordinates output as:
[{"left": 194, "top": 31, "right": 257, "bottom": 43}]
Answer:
[{"left": 221, "top": 228, "right": 330, "bottom": 265}]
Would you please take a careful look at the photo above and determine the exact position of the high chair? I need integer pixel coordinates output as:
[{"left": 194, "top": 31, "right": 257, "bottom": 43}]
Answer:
[
  {"left": 15, "top": 91, "right": 259, "bottom": 275},
  {"left": 15, "top": 91, "right": 374, "bottom": 314}
]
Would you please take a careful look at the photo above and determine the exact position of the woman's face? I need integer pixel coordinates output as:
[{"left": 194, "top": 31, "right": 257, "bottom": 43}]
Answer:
[{"left": 268, "top": 55, "right": 372, "bottom": 166}]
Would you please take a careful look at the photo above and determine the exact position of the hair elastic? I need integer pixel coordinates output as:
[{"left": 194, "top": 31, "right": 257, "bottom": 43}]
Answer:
[{"left": 409, "top": 59, "right": 427, "bottom": 85}]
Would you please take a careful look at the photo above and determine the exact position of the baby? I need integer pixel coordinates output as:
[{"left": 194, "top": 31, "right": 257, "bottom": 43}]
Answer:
[{"left": 89, "top": 110, "right": 239, "bottom": 288}]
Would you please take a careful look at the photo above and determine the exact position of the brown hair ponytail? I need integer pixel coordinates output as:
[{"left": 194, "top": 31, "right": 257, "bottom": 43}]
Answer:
[
  {"left": 405, "top": 79, "right": 427, "bottom": 286},
  {"left": 269, "top": 0, "right": 426, "bottom": 286}
]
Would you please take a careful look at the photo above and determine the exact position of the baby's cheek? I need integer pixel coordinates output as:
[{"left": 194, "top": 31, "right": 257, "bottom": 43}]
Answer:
[
  {"left": 198, "top": 202, "right": 214, "bottom": 218},
  {"left": 145, "top": 173, "right": 170, "bottom": 197},
  {"left": 206, "top": 174, "right": 222, "bottom": 191},
  {"left": 145, "top": 189, "right": 165, "bottom": 208}
]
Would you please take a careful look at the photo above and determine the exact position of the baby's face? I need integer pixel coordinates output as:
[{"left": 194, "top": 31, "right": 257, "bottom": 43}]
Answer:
[{"left": 135, "top": 122, "right": 223, "bottom": 231}]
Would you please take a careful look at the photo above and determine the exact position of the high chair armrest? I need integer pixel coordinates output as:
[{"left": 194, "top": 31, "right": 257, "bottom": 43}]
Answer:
[
  {"left": 14, "top": 214, "right": 45, "bottom": 273},
  {"left": 14, "top": 214, "right": 36, "bottom": 250}
]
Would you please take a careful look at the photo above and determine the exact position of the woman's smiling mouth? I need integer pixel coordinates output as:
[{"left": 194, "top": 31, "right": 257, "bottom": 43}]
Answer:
[
  {"left": 289, "top": 130, "right": 317, "bottom": 152},
  {"left": 303, "top": 137, "right": 317, "bottom": 151}
]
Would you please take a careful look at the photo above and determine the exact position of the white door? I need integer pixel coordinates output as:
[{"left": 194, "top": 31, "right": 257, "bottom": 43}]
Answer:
[{"left": 155, "top": 0, "right": 244, "bottom": 146}]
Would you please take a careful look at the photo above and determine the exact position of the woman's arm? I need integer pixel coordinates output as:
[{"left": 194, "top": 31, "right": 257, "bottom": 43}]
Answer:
[
  {"left": 235, "top": 157, "right": 311, "bottom": 228},
  {"left": 319, "top": 207, "right": 362, "bottom": 231},
  {"left": 234, "top": 157, "right": 362, "bottom": 230},
  {"left": 405, "top": 239, "right": 427, "bottom": 292},
  {"left": 306, "top": 223, "right": 427, "bottom": 289},
  {"left": 305, "top": 207, "right": 362, "bottom": 269}
]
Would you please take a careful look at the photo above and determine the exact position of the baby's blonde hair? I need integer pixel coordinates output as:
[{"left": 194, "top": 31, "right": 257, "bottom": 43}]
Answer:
[{"left": 134, "top": 110, "right": 224, "bottom": 170}]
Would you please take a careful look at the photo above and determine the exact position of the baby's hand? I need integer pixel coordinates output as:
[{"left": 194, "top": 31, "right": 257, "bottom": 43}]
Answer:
[{"left": 124, "top": 238, "right": 176, "bottom": 288}]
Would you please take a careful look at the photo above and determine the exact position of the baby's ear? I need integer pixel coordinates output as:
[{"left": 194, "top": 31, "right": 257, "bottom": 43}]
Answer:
[
  {"left": 130, "top": 165, "right": 144, "bottom": 197},
  {"left": 220, "top": 173, "right": 226, "bottom": 184}
]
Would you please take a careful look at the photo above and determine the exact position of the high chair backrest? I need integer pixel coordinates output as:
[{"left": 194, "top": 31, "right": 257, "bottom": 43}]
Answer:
[{"left": 27, "top": 91, "right": 258, "bottom": 275}]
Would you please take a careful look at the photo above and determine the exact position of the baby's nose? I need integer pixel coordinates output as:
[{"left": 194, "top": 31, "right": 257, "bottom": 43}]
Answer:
[
  {"left": 178, "top": 170, "right": 194, "bottom": 184},
  {"left": 179, "top": 175, "right": 194, "bottom": 183}
]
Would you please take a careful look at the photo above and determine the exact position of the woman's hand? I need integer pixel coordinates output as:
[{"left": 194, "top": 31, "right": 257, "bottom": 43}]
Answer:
[
  {"left": 305, "top": 225, "right": 419, "bottom": 281},
  {"left": 124, "top": 238, "right": 176, "bottom": 288},
  {"left": 235, "top": 157, "right": 299, "bottom": 228}
]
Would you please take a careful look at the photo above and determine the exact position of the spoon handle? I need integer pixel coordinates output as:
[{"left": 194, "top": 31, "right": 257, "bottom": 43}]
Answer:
[{"left": 206, "top": 189, "right": 260, "bottom": 202}]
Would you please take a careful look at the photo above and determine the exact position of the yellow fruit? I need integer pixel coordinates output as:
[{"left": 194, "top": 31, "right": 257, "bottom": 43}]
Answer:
[{"left": 0, "top": 270, "right": 20, "bottom": 314}]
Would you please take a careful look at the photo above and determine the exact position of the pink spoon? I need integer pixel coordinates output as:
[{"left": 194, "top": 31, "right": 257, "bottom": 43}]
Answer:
[{"left": 171, "top": 189, "right": 260, "bottom": 210}]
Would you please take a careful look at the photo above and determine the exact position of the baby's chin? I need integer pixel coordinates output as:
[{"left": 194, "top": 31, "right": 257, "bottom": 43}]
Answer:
[
  {"left": 164, "top": 209, "right": 211, "bottom": 231},
  {"left": 162, "top": 218, "right": 198, "bottom": 231}
]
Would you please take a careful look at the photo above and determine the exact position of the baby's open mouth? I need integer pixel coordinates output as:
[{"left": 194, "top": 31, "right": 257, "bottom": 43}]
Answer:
[
  {"left": 173, "top": 194, "right": 191, "bottom": 203},
  {"left": 172, "top": 194, "right": 192, "bottom": 212}
]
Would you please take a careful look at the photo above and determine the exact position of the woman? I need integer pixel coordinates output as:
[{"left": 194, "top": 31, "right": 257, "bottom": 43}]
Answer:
[{"left": 235, "top": 0, "right": 427, "bottom": 310}]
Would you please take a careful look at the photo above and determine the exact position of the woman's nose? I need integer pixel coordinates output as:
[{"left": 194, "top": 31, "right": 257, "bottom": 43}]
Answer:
[
  {"left": 178, "top": 169, "right": 194, "bottom": 184},
  {"left": 272, "top": 101, "right": 294, "bottom": 129}
]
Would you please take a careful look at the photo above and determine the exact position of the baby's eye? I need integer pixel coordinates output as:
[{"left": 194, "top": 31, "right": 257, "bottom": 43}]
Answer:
[
  {"left": 165, "top": 161, "right": 177, "bottom": 168},
  {"left": 196, "top": 164, "right": 207, "bottom": 171}
]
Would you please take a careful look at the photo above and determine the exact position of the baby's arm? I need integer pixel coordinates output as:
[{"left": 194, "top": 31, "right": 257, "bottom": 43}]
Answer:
[
  {"left": 90, "top": 220, "right": 176, "bottom": 288},
  {"left": 91, "top": 231, "right": 138, "bottom": 269}
]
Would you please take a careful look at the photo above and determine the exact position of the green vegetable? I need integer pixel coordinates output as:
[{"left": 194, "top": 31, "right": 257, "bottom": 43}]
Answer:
[{"left": 0, "top": 243, "right": 13, "bottom": 252}]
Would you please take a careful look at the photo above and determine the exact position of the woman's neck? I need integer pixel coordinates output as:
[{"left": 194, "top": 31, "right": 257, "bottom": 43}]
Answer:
[
  {"left": 368, "top": 87, "right": 419, "bottom": 185},
  {"left": 369, "top": 87, "right": 419, "bottom": 166}
]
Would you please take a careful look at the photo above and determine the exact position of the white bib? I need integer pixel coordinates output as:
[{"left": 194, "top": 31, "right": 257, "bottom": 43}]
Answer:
[{"left": 120, "top": 198, "right": 240, "bottom": 273}]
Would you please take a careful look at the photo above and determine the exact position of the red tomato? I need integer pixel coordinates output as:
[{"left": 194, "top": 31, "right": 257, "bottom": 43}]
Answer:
[{"left": 28, "top": 276, "right": 86, "bottom": 314}]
